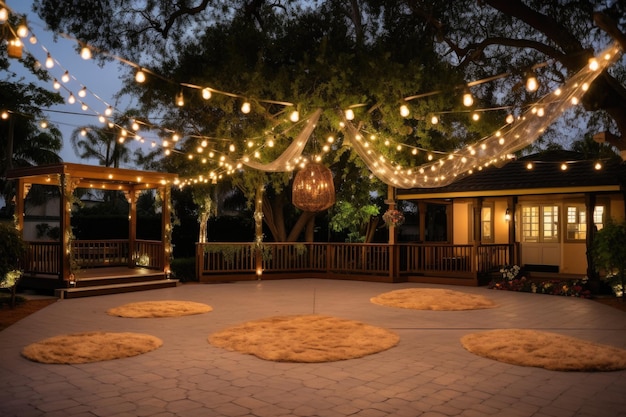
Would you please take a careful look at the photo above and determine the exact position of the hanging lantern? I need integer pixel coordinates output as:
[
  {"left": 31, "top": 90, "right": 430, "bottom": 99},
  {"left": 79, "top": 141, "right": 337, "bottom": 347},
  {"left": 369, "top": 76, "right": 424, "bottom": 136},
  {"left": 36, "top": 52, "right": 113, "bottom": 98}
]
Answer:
[
  {"left": 7, "top": 39, "right": 23, "bottom": 59},
  {"left": 292, "top": 162, "right": 335, "bottom": 212}
]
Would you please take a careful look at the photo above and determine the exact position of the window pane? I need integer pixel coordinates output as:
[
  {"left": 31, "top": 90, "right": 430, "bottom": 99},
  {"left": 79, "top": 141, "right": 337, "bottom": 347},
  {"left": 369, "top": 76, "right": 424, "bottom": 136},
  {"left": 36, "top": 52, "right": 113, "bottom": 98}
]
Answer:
[
  {"left": 542, "top": 206, "right": 559, "bottom": 241},
  {"left": 594, "top": 206, "right": 605, "bottom": 231},
  {"left": 522, "top": 206, "right": 539, "bottom": 242}
]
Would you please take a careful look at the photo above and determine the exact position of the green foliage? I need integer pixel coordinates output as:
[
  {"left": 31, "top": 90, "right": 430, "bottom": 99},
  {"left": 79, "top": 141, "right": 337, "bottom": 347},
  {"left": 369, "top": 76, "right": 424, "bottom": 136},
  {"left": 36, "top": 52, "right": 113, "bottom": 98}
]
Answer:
[
  {"left": 170, "top": 257, "right": 197, "bottom": 282},
  {"left": 592, "top": 219, "right": 626, "bottom": 297},
  {"left": 329, "top": 200, "right": 380, "bottom": 242},
  {"left": 0, "top": 222, "right": 26, "bottom": 284}
]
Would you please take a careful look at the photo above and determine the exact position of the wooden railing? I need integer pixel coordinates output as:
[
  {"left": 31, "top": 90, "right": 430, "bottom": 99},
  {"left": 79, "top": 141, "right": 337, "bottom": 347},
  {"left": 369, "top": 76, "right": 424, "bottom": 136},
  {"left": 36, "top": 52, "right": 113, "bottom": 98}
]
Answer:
[
  {"left": 24, "top": 241, "right": 61, "bottom": 276},
  {"left": 73, "top": 240, "right": 129, "bottom": 267},
  {"left": 133, "top": 240, "right": 164, "bottom": 269},
  {"left": 196, "top": 242, "right": 513, "bottom": 284},
  {"left": 23, "top": 239, "right": 166, "bottom": 275}
]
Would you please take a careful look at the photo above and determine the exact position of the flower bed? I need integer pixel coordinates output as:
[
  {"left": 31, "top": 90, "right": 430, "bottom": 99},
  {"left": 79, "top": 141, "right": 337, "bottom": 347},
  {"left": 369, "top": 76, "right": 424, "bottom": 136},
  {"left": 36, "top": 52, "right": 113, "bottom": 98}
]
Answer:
[{"left": 488, "top": 265, "right": 591, "bottom": 298}]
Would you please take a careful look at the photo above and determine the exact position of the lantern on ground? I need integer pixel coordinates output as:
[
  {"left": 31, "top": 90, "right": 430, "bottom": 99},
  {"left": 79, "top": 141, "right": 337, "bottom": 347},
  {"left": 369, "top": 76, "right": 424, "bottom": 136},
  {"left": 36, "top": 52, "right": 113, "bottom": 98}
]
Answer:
[{"left": 292, "top": 163, "right": 335, "bottom": 212}]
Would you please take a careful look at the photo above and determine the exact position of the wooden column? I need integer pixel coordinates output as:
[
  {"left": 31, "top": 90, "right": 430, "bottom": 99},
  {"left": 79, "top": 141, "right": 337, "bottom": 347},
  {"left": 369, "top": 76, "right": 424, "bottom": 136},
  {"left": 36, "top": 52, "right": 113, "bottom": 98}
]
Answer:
[
  {"left": 254, "top": 185, "right": 264, "bottom": 278},
  {"left": 14, "top": 178, "right": 25, "bottom": 233},
  {"left": 585, "top": 193, "right": 597, "bottom": 281},
  {"left": 161, "top": 185, "right": 172, "bottom": 274},
  {"left": 386, "top": 185, "right": 396, "bottom": 244},
  {"left": 418, "top": 202, "right": 426, "bottom": 242},
  {"left": 127, "top": 187, "right": 137, "bottom": 268},
  {"left": 59, "top": 173, "right": 73, "bottom": 283}
]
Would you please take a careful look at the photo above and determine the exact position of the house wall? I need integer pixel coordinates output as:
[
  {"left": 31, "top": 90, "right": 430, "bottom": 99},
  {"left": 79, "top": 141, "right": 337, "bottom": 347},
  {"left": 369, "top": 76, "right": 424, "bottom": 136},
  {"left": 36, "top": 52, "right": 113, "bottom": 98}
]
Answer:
[
  {"left": 453, "top": 201, "right": 470, "bottom": 244},
  {"left": 494, "top": 199, "right": 510, "bottom": 244}
]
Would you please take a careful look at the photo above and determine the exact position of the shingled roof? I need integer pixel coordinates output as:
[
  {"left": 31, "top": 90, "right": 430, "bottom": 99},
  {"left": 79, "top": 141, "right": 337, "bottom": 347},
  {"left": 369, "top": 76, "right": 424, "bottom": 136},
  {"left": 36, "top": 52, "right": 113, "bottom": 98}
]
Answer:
[{"left": 397, "top": 150, "right": 626, "bottom": 199}]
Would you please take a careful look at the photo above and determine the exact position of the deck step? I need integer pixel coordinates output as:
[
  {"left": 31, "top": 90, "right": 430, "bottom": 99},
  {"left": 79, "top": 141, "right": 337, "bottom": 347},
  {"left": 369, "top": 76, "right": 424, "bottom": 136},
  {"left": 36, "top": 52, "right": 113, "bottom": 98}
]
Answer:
[{"left": 56, "top": 279, "right": 179, "bottom": 299}]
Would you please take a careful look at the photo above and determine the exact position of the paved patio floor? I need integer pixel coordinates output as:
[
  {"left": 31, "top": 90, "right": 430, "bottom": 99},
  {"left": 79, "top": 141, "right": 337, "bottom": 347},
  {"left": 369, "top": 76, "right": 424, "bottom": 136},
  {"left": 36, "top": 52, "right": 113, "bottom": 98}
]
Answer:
[{"left": 1, "top": 279, "right": 625, "bottom": 417}]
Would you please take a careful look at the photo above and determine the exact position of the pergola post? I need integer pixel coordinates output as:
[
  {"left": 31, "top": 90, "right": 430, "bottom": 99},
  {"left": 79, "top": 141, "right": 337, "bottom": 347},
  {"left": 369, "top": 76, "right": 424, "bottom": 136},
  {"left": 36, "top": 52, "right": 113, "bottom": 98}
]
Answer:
[
  {"left": 127, "top": 187, "right": 138, "bottom": 268},
  {"left": 161, "top": 184, "right": 172, "bottom": 275}
]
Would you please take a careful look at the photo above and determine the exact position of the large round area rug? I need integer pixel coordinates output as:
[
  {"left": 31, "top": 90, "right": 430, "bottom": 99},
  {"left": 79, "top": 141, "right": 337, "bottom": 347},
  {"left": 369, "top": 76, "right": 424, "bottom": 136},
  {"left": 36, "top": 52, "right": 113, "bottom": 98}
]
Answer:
[
  {"left": 22, "top": 331, "right": 163, "bottom": 364},
  {"left": 461, "top": 329, "right": 626, "bottom": 371},
  {"left": 208, "top": 314, "right": 399, "bottom": 362},
  {"left": 371, "top": 288, "right": 497, "bottom": 310},
  {"left": 107, "top": 300, "right": 213, "bottom": 318}
]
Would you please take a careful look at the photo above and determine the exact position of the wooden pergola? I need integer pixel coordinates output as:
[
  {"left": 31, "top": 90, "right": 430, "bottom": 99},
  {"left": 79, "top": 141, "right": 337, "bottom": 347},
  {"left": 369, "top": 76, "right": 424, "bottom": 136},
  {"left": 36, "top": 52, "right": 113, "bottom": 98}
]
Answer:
[{"left": 6, "top": 163, "right": 178, "bottom": 288}]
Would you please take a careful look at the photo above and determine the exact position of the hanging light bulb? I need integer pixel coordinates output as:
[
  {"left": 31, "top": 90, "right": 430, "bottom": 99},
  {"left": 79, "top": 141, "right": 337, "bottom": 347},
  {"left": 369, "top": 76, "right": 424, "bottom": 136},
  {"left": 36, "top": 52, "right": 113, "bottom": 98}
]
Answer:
[
  {"left": 81, "top": 103, "right": 88, "bottom": 111},
  {"left": 462, "top": 90, "right": 473, "bottom": 107},
  {"left": 399, "top": 104, "right": 410, "bottom": 118},
  {"left": 241, "top": 101, "right": 251, "bottom": 114},
  {"left": 1, "top": 111, "right": 9, "bottom": 120},
  {"left": 78, "top": 86, "right": 87, "bottom": 98},
  {"left": 132, "top": 121, "right": 140, "bottom": 131},
  {"left": 135, "top": 69, "right": 146, "bottom": 83},
  {"left": 176, "top": 90, "right": 184, "bottom": 107},
  {"left": 525, "top": 72, "right": 539, "bottom": 92},
  {"left": 104, "top": 106, "right": 113, "bottom": 116},
  {"left": 52, "top": 79, "right": 61, "bottom": 90},
  {"left": 472, "top": 112, "right": 480, "bottom": 121},
  {"left": 594, "top": 161, "right": 602, "bottom": 170},
  {"left": 506, "top": 114, "right": 515, "bottom": 124},
  {"left": 40, "top": 120, "right": 48, "bottom": 129},
  {"left": 229, "top": 144, "right": 236, "bottom": 152},
  {"left": 0, "top": 7, "right": 8, "bottom": 24},
  {"left": 202, "top": 88, "right": 212, "bottom": 100},
  {"left": 45, "top": 53, "right": 54, "bottom": 68},
  {"left": 61, "top": 71, "right": 70, "bottom": 83},
  {"left": 67, "top": 93, "right": 76, "bottom": 104},
  {"left": 29, "top": 35, "right": 37, "bottom": 45},
  {"left": 289, "top": 110, "right": 300, "bottom": 122},
  {"left": 560, "top": 163, "right": 568, "bottom": 171},
  {"left": 430, "top": 115, "right": 439, "bottom": 125},
  {"left": 17, "top": 19, "right": 29, "bottom": 38},
  {"left": 80, "top": 46, "right": 92, "bottom": 60},
  {"left": 345, "top": 108, "right": 355, "bottom": 120}
]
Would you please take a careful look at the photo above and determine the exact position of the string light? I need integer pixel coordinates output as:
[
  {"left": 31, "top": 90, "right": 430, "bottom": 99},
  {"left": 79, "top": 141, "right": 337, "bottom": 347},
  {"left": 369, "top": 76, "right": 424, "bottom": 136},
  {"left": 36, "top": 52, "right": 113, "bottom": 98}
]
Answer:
[
  {"left": 345, "top": 108, "right": 355, "bottom": 120},
  {"left": 241, "top": 101, "right": 251, "bottom": 114},
  {"left": 462, "top": 90, "right": 474, "bottom": 107},
  {"left": 45, "top": 53, "right": 54, "bottom": 68},
  {"left": 202, "top": 88, "right": 212, "bottom": 100},
  {"left": 0, "top": 7, "right": 8, "bottom": 24},
  {"left": 289, "top": 110, "right": 300, "bottom": 122},
  {"left": 61, "top": 70, "right": 70, "bottom": 83},
  {"left": 67, "top": 93, "right": 76, "bottom": 104},
  {"left": 16, "top": 19, "right": 28, "bottom": 38},
  {"left": 400, "top": 104, "right": 410, "bottom": 118},
  {"left": 78, "top": 86, "right": 87, "bottom": 97},
  {"left": 430, "top": 115, "right": 439, "bottom": 125},
  {"left": 176, "top": 91, "right": 184, "bottom": 107},
  {"left": 135, "top": 69, "right": 146, "bottom": 83},
  {"left": 525, "top": 71, "right": 539, "bottom": 92},
  {"left": 80, "top": 46, "right": 92, "bottom": 60}
]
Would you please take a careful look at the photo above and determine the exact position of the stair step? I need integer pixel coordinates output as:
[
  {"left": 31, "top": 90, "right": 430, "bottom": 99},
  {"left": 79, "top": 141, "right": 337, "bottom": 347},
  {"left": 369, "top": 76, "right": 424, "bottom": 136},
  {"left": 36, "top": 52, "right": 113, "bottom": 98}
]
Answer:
[{"left": 56, "top": 279, "right": 179, "bottom": 299}]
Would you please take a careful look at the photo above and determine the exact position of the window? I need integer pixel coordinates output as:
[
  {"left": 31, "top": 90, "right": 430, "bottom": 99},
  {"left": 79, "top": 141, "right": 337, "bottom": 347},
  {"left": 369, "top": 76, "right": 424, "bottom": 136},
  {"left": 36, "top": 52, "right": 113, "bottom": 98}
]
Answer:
[
  {"left": 521, "top": 205, "right": 559, "bottom": 242},
  {"left": 566, "top": 204, "right": 605, "bottom": 240},
  {"left": 481, "top": 206, "right": 493, "bottom": 243}
]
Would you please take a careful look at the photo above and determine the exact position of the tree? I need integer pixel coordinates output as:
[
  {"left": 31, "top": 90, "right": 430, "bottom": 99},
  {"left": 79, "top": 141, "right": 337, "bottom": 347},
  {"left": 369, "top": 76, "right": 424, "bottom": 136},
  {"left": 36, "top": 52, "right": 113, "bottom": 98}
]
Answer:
[
  {"left": 69, "top": 123, "right": 130, "bottom": 168},
  {"left": 1, "top": 31, "right": 64, "bottom": 210},
  {"left": 398, "top": 0, "right": 626, "bottom": 151},
  {"left": 32, "top": 0, "right": 626, "bottom": 242}
]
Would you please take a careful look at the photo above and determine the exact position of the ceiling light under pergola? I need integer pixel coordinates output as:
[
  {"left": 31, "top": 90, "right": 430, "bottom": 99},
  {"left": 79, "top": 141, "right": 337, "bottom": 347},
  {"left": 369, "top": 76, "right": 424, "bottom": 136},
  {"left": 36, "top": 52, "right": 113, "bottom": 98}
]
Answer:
[{"left": 292, "top": 162, "right": 335, "bottom": 212}]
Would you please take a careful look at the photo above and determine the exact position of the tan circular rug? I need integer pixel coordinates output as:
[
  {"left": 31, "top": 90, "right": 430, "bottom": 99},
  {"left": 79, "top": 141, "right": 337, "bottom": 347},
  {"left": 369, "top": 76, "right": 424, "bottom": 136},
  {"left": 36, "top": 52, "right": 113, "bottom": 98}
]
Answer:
[
  {"left": 461, "top": 329, "right": 626, "bottom": 371},
  {"left": 22, "top": 331, "right": 163, "bottom": 364},
  {"left": 107, "top": 300, "right": 213, "bottom": 318},
  {"left": 371, "top": 288, "right": 497, "bottom": 310},
  {"left": 208, "top": 314, "right": 399, "bottom": 362}
]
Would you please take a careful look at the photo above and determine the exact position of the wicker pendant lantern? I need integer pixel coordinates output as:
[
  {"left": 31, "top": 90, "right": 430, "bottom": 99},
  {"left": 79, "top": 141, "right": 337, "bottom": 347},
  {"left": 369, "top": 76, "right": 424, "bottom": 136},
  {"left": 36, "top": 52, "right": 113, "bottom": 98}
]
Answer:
[
  {"left": 7, "top": 39, "right": 23, "bottom": 59},
  {"left": 292, "top": 162, "right": 335, "bottom": 212}
]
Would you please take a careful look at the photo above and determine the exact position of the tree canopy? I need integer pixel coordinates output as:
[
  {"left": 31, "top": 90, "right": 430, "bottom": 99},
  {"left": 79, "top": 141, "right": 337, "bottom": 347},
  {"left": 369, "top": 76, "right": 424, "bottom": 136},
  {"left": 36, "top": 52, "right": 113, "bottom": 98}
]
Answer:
[{"left": 30, "top": 0, "right": 626, "bottom": 240}]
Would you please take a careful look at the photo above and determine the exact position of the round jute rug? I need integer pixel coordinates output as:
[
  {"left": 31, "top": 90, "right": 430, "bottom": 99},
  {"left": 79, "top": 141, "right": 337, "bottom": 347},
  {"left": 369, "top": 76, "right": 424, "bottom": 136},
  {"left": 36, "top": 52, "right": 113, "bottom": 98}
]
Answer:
[
  {"left": 107, "top": 300, "right": 213, "bottom": 318},
  {"left": 371, "top": 288, "right": 497, "bottom": 310},
  {"left": 461, "top": 329, "right": 626, "bottom": 371},
  {"left": 209, "top": 314, "right": 399, "bottom": 362},
  {"left": 22, "top": 331, "right": 163, "bottom": 364}
]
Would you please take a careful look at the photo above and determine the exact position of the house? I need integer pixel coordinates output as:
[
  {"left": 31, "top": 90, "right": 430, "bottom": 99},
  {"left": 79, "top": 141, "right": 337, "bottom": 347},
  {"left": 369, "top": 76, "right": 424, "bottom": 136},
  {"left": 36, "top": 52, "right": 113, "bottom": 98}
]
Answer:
[{"left": 396, "top": 150, "right": 626, "bottom": 280}]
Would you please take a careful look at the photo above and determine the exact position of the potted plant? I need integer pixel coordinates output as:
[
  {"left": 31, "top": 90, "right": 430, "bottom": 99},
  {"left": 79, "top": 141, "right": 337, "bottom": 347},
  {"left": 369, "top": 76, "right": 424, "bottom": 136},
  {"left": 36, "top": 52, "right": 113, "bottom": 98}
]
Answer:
[{"left": 0, "top": 222, "right": 27, "bottom": 308}]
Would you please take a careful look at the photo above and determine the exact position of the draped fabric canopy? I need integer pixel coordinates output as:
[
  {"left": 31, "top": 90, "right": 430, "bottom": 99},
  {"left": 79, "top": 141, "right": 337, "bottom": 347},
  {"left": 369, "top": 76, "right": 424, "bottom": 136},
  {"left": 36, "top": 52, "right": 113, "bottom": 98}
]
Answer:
[{"left": 240, "top": 44, "right": 622, "bottom": 190}]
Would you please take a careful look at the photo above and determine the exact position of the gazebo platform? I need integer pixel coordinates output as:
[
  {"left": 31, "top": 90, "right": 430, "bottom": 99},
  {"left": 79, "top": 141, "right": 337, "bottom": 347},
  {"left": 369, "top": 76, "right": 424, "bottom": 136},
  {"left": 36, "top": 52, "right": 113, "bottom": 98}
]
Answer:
[{"left": 54, "top": 267, "right": 178, "bottom": 299}]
